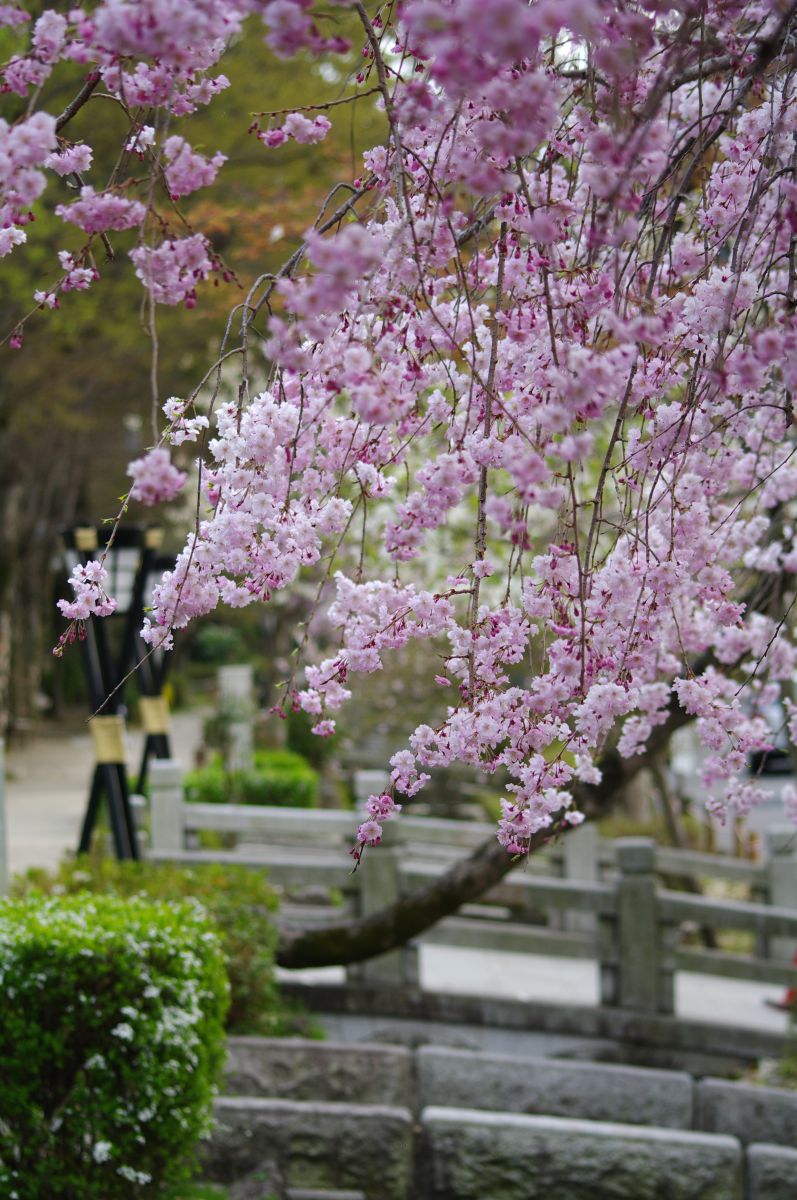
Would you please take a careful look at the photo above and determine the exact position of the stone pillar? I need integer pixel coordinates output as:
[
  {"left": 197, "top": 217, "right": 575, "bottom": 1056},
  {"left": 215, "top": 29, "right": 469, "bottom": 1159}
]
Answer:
[
  {"left": 0, "top": 738, "right": 7, "bottom": 894},
  {"left": 352, "top": 769, "right": 391, "bottom": 806},
  {"left": 149, "top": 758, "right": 184, "bottom": 854},
  {"left": 562, "top": 821, "right": 598, "bottom": 934},
  {"left": 606, "top": 838, "right": 673, "bottom": 1013},
  {"left": 346, "top": 823, "right": 419, "bottom": 988},
  {"left": 765, "top": 825, "right": 797, "bottom": 962},
  {"left": 218, "top": 664, "right": 255, "bottom": 772}
]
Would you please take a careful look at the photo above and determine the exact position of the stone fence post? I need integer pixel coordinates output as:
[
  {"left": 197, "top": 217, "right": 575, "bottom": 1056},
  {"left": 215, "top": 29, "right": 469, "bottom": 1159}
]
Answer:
[
  {"left": 346, "top": 821, "right": 419, "bottom": 989},
  {"left": 218, "top": 664, "right": 255, "bottom": 773},
  {"left": 765, "top": 824, "right": 797, "bottom": 962},
  {"left": 601, "top": 838, "right": 673, "bottom": 1013},
  {"left": 149, "top": 758, "right": 184, "bottom": 854},
  {"left": 561, "top": 821, "right": 598, "bottom": 934},
  {"left": 352, "top": 769, "right": 390, "bottom": 807},
  {"left": 0, "top": 738, "right": 7, "bottom": 895}
]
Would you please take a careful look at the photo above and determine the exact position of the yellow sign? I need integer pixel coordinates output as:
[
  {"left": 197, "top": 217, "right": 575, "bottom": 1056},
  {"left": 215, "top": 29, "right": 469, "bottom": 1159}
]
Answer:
[
  {"left": 90, "top": 715, "right": 127, "bottom": 764},
  {"left": 74, "top": 527, "right": 98, "bottom": 552},
  {"left": 139, "top": 694, "right": 171, "bottom": 735}
]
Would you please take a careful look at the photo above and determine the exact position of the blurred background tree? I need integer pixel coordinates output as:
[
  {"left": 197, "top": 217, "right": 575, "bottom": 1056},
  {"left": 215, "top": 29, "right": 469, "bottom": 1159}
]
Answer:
[{"left": 0, "top": 9, "right": 385, "bottom": 734}]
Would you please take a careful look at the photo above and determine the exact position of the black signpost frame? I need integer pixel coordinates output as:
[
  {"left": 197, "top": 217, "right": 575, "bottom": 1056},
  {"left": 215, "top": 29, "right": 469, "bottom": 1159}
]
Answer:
[
  {"left": 62, "top": 525, "right": 167, "bottom": 860},
  {"left": 133, "top": 552, "right": 174, "bottom": 794}
]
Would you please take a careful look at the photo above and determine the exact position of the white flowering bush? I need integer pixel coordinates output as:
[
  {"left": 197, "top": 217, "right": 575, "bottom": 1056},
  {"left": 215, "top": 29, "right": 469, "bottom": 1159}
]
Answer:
[{"left": 0, "top": 893, "right": 229, "bottom": 1198}]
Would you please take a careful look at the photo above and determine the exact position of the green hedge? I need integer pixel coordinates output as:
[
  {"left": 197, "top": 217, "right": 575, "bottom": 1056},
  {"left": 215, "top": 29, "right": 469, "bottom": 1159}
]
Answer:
[
  {"left": 13, "top": 857, "right": 297, "bottom": 1036},
  {"left": 0, "top": 893, "right": 228, "bottom": 1199},
  {"left": 185, "top": 748, "right": 319, "bottom": 808}
]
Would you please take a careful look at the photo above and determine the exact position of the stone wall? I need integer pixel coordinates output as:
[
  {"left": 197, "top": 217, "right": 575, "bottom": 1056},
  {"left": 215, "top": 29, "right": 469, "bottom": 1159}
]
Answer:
[{"left": 204, "top": 1037, "right": 797, "bottom": 1200}]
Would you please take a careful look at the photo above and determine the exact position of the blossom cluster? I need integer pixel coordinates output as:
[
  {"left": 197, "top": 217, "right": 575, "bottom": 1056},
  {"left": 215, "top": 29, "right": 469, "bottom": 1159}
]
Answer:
[
  {"left": 129, "top": 234, "right": 215, "bottom": 307},
  {"left": 54, "top": 558, "right": 117, "bottom": 655},
  {"left": 162, "top": 136, "right": 226, "bottom": 200},
  {"left": 352, "top": 793, "right": 402, "bottom": 863},
  {"left": 34, "top": 0, "right": 797, "bottom": 850},
  {"left": 0, "top": 0, "right": 349, "bottom": 321},
  {"left": 257, "top": 112, "right": 332, "bottom": 148},
  {"left": 127, "top": 447, "right": 188, "bottom": 506}
]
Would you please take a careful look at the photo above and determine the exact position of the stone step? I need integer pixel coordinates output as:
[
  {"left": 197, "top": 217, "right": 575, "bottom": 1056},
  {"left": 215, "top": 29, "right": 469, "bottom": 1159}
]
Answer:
[
  {"left": 204, "top": 1090, "right": 797, "bottom": 1199},
  {"left": 420, "top": 1107, "right": 742, "bottom": 1200},
  {"left": 224, "top": 1037, "right": 411, "bottom": 1107},
  {"left": 224, "top": 1035, "right": 797, "bottom": 1150},
  {"left": 417, "top": 1043, "right": 693, "bottom": 1128},
  {"left": 747, "top": 1143, "right": 797, "bottom": 1200},
  {"left": 204, "top": 1097, "right": 412, "bottom": 1200},
  {"left": 285, "top": 1191, "right": 366, "bottom": 1200},
  {"left": 695, "top": 1077, "right": 797, "bottom": 1146}
]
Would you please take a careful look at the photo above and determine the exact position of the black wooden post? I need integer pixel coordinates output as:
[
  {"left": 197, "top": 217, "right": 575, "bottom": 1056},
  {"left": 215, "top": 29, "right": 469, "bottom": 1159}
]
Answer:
[
  {"left": 63, "top": 526, "right": 155, "bottom": 861},
  {"left": 133, "top": 549, "right": 174, "bottom": 794}
]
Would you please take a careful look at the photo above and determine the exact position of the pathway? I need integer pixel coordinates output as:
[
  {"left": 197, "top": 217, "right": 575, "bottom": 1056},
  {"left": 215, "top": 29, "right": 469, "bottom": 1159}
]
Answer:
[{"left": 3, "top": 711, "right": 205, "bottom": 875}]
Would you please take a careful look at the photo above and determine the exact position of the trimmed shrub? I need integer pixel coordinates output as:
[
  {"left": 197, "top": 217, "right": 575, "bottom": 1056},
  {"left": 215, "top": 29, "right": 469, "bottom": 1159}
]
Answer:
[
  {"left": 185, "top": 747, "right": 319, "bottom": 808},
  {"left": 12, "top": 857, "right": 300, "bottom": 1036},
  {"left": 0, "top": 892, "right": 228, "bottom": 1199}
]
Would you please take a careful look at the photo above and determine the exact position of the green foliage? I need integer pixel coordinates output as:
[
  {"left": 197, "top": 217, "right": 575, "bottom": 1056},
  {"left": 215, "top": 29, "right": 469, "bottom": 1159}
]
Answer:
[
  {"left": 189, "top": 624, "right": 249, "bottom": 666},
  {"left": 0, "top": 892, "right": 228, "bottom": 1199},
  {"left": 286, "top": 706, "right": 339, "bottom": 769},
  {"left": 166, "top": 1186, "right": 229, "bottom": 1200},
  {"left": 12, "top": 857, "right": 298, "bottom": 1037},
  {"left": 186, "top": 747, "right": 319, "bottom": 808},
  {"left": 597, "top": 810, "right": 705, "bottom": 847}
]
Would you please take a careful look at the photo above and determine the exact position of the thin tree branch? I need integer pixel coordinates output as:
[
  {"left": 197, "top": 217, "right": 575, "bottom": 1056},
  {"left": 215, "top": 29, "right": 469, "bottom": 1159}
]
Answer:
[{"left": 55, "top": 72, "right": 101, "bottom": 134}]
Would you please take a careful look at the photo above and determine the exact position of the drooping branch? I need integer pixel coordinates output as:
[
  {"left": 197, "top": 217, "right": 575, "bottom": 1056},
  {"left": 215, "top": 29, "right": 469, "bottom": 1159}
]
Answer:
[
  {"left": 276, "top": 603, "right": 788, "bottom": 969},
  {"left": 275, "top": 685, "right": 695, "bottom": 969}
]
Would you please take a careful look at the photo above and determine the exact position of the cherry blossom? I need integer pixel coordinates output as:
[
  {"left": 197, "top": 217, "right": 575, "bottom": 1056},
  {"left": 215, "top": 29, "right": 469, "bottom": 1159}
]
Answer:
[
  {"left": 129, "top": 235, "right": 215, "bottom": 306},
  {"left": 54, "top": 559, "right": 118, "bottom": 655},
  {"left": 11, "top": 0, "right": 797, "bottom": 851},
  {"left": 45, "top": 143, "right": 93, "bottom": 176},
  {"left": 55, "top": 186, "right": 146, "bottom": 234},
  {"left": 127, "top": 447, "right": 188, "bottom": 506},
  {"left": 162, "top": 136, "right": 226, "bottom": 199}
]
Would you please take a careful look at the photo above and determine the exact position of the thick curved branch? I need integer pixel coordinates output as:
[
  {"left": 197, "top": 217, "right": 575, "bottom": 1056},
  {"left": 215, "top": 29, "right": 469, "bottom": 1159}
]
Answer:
[
  {"left": 275, "top": 685, "right": 694, "bottom": 969},
  {"left": 276, "top": 824, "right": 552, "bottom": 969}
]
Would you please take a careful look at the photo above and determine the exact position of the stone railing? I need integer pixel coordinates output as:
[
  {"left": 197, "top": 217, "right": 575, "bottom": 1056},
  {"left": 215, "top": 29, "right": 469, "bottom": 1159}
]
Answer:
[{"left": 147, "top": 758, "right": 797, "bottom": 1015}]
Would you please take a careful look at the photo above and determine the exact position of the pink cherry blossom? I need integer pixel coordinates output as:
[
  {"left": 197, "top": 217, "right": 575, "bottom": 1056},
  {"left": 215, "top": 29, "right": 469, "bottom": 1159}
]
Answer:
[
  {"left": 162, "top": 135, "right": 226, "bottom": 199},
  {"left": 129, "top": 234, "right": 214, "bottom": 306},
  {"left": 19, "top": 0, "right": 797, "bottom": 847},
  {"left": 127, "top": 447, "right": 188, "bottom": 506},
  {"left": 55, "top": 186, "right": 146, "bottom": 233},
  {"left": 45, "top": 143, "right": 93, "bottom": 176}
]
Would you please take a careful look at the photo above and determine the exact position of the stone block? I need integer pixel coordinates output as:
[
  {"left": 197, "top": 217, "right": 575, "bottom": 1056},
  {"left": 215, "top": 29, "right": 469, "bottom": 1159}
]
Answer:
[
  {"left": 746, "top": 1143, "right": 797, "bottom": 1200},
  {"left": 695, "top": 1078, "right": 797, "bottom": 1146},
  {"left": 205, "top": 1098, "right": 412, "bottom": 1200},
  {"left": 417, "top": 1046, "right": 693, "bottom": 1128},
  {"left": 286, "top": 1192, "right": 366, "bottom": 1200},
  {"left": 225, "top": 1037, "right": 412, "bottom": 1107},
  {"left": 421, "top": 1107, "right": 742, "bottom": 1200}
]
